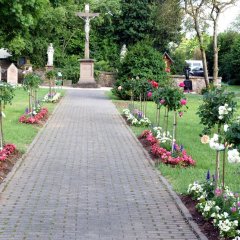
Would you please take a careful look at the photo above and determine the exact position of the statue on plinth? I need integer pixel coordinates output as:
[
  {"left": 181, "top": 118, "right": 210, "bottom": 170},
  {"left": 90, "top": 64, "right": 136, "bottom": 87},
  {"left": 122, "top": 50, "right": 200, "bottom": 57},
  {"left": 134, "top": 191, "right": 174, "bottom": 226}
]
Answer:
[{"left": 47, "top": 43, "right": 54, "bottom": 66}]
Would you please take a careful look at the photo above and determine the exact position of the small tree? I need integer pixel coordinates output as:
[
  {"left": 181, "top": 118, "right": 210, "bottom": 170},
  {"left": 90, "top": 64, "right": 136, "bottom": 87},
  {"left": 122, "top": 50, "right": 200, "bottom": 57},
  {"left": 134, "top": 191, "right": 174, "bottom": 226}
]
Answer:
[
  {"left": 23, "top": 73, "right": 42, "bottom": 115},
  {"left": 45, "top": 70, "right": 56, "bottom": 98},
  {"left": 153, "top": 85, "right": 188, "bottom": 153},
  {"left": 197, "top": 88, "right": 237, "bottom": 188},
  {"left": 0, "top": 82, "right": 15, "bottom": 150}
]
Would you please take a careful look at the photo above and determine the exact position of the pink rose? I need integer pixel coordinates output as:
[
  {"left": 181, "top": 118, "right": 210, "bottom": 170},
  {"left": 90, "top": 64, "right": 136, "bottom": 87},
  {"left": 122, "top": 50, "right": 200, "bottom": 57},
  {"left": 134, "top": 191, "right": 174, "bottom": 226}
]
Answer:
[
  {"left": 179, "top": 82, "right": 185, "bottom": 88},
  {"left": 160, "top": 99, "right": 165, "bottom": 105},
  {"left": 147, "top": 92, "right": 152, "bottom": 98},
  {"left": 179, "top": 111, "right": 183, "bottom": 117},
  {"left": 180, "top": 99, "right": 187, "bottom": 105}
]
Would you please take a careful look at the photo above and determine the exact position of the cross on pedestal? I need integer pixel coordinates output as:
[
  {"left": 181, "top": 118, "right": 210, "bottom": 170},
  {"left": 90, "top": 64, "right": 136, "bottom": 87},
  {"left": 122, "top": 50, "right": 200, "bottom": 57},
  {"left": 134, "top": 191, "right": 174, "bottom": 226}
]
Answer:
[{"left": 76, "top": 4, "right": 99, "bottom": 59}]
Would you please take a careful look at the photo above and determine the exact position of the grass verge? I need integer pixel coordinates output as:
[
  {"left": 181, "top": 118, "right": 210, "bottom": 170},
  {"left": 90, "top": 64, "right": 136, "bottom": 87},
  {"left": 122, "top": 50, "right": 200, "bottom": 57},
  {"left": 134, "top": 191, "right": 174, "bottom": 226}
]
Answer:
[
  {"left": 3, "top": 87, "right": 65, "bottom": 153},
  {"left": 108, "top": 89, "right": 240, "bottom": 194}
]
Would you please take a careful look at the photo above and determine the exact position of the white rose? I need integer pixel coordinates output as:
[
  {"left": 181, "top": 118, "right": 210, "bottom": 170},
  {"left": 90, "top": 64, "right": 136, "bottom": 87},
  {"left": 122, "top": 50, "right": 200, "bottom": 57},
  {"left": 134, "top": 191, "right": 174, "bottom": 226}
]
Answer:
[{"left": 224, "top": 124, "right": 229, "bottom": 132}]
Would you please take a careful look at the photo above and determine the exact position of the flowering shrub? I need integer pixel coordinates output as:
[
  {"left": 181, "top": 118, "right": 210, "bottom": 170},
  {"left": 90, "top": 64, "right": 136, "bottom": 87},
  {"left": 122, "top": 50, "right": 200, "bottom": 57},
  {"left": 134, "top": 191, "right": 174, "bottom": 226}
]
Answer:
[
  {"left": 19, "top": 108, "right": 48, "bottom": 124},
  {"left": 198, "top": 88, "right": 238, "bottom": 188},
  {"left": 43, "top": 92, "right": 61, "bottom": 103},
  {"left": 122, "top": 108, "right": 151, "bottom": 126},
  {"left": 0, "top": 144, "right": 16, "bottom": 161},
  {"left": 197, "top": 88, "right": 236, "bottom": 135},
  {"left": 152, "top": 86, "right": 188, "bottom": 112},
  {"left": 188, "top": 178, "right": 240, "bottom": 239},
  {"left": 139, "top": 130, "right": 195, "bottom": 167}
]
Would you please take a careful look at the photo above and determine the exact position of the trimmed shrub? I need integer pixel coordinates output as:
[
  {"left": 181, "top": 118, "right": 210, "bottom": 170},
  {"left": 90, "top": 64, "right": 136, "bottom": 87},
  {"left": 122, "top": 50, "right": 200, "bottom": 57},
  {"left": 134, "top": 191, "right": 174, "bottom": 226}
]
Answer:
[{"left": 113, "top": 41, "right": 169, "bottom": 99}]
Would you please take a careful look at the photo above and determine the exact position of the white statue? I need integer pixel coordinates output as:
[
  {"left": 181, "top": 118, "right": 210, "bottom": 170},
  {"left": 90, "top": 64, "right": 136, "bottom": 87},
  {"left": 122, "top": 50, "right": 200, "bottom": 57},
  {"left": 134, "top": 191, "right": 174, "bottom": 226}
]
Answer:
[
  {"left": 120, "top": 44, "right": 128, "bottom": 62},
  {"left": 47, "top": 43, "right": 54, "bottom": 66}
]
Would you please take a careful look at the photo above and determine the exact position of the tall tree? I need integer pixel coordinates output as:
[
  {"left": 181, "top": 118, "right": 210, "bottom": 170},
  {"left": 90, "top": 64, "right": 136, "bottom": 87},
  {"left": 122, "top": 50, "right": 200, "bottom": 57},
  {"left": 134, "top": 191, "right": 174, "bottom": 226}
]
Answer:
[
  {"left": 184, "top": 0, "right": 210, "bottom": 87},
  {"left": 0, "top": 0, "right": 49, "bottom": 57},
  {"left": 210, "top": 0, "right": 237, "bottom": 84},
  {"left": 151, "top": 0, "right": 183, "bottom": 51},
  {"left": 115, "top": 0, "right": 152, "bottom": 46}
]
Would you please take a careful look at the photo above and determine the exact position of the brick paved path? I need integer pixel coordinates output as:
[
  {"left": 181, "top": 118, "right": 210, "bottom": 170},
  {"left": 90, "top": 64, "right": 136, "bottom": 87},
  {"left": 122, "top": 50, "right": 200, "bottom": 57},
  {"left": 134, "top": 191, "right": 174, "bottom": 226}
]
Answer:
[{"left": 0, "top": 90, "right": 203, "bottom": 240}]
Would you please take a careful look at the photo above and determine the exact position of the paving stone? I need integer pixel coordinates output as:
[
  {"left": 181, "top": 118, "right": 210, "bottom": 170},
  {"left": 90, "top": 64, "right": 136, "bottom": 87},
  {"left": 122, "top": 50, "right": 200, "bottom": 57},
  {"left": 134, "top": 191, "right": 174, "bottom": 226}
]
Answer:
[{"left": 0, "top": 89, "right": 202, "bottom": 239}]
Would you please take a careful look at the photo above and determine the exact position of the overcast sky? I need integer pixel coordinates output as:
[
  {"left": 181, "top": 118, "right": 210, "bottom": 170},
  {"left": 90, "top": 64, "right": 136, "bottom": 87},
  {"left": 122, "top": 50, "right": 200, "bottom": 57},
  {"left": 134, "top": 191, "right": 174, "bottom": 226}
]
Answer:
[{"left": 218, "top": 1, "right": 240, "bottom": 32}]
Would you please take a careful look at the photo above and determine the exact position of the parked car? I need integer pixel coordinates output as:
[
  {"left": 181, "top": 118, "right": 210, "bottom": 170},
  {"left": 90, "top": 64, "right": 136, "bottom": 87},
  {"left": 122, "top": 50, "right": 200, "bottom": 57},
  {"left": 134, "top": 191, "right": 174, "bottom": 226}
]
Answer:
[{"left": 190, "top": 67, "right": 204, "bottom": 77}]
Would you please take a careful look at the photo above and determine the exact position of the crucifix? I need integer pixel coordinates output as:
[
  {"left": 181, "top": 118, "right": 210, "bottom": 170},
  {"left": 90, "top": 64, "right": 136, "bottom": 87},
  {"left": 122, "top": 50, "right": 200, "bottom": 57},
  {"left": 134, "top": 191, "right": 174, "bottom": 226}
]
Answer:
[{"left": 76, "top": 4, "right": 99, "bottom": 59}]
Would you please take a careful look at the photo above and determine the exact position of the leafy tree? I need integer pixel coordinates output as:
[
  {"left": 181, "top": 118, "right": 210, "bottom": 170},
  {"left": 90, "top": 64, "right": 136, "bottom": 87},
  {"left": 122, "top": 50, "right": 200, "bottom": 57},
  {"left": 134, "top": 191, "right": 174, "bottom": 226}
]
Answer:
[
  {"left": 115, "top": 0, "right": 152, "bottom": 46},
  {"left": 0, "top": 0, "right": 49, "bottom": 58},
  {"left": 229, "top": 36, "right": 240, "bottom": 84},
  {"left": 150, "top": 0, "right": 183, "bottom": 51},
  {"left": 184, "top": 0, "right": 210, "bottom": 87},
  {"left": 113, "top": 41, "right": 168, "bottom": 99},
  {"left": 210, "top": 0, "right": 237, "bottom": 83},
  {"left": 0, "top": 83, "right": 15, "bottom": 150}
]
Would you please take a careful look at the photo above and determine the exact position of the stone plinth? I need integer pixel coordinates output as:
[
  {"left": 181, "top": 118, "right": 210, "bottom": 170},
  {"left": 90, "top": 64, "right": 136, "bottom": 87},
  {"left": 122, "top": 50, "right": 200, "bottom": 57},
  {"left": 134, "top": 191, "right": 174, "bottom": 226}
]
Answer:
[
  {"left": 45, "top": 65, "right": 54, "bottom": 71},
  {"left": 78, "top": 59, "right": 98, "bottom": 88},
  {"left": 7, "top": 63, "right": 18, "bottom": 85}
]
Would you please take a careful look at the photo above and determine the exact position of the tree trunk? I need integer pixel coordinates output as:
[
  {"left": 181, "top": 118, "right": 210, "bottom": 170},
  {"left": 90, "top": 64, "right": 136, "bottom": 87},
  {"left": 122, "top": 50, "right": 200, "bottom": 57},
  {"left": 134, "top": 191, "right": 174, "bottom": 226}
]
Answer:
[
  {"left": 222, "top": 148, "right": 226, "bottom": 190},
  {"left": 215, "top": 125, "right": 221, "bottom": 189},
  {"left": 195, "top": 18, "right": 209, "bottom": 88},
  {"left": 213, "top": 16, "right": 219, "bottom": 84},
  {"left": 171, "top": 111, "right": 177, "bottom": 153}
]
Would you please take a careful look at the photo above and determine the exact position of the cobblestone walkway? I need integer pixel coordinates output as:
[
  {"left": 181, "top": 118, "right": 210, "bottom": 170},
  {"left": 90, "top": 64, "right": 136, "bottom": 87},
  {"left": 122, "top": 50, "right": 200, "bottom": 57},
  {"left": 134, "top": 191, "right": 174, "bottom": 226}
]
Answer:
[{"left": 0, "top": 90, "right": 203, "bottom": 240}]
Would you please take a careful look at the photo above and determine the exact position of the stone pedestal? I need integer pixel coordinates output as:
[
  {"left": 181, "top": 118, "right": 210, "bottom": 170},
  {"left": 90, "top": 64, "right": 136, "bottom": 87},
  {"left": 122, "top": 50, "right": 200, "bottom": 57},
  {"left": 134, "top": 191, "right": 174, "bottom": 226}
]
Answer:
[
  {"left": 45, "top": 65, "right": 54, "bottom": 71},
  {"left": 78, "top": 59, "right": 98, "bottom": 88}
]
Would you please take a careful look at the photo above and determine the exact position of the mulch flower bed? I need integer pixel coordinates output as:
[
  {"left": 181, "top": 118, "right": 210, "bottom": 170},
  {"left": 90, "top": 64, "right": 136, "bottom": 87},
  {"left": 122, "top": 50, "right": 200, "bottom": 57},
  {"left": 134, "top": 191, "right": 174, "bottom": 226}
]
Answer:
[
  {"left": 180, "top": 195, "right": 225, "bottom": 240},
  {"left": 137, "top": 130, "right": 224, "bottom": 239},
  {"left": 0, "top": 144, "right": 21, "bottom": 184},
  {"left": 19, "top": 108, "right": 48, "bottom": 124}
]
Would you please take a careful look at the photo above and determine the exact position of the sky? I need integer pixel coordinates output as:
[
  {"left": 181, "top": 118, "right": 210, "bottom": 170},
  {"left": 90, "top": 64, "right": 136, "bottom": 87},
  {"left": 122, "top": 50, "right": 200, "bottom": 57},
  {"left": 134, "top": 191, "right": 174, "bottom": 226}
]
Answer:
[{"left": 218, "top": 1, "right": 240, "bottom": 32}]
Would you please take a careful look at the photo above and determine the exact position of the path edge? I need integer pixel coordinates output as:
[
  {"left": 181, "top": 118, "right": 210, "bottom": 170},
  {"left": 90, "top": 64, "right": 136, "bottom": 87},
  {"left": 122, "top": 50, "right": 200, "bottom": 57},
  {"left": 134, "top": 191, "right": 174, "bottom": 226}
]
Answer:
[
  {"left": 0, "top": 93, "right": 66, "bottom": 194},
  {"left": 113, "top": 104, "right": 208, "bottom": 240}
]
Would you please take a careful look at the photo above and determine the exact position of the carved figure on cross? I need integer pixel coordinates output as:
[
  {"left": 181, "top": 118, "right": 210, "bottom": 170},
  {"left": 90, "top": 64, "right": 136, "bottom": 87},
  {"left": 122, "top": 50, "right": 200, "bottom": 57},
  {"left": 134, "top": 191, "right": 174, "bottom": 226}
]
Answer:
[{"left": 76, "top": 4, "right": 99, "bottom": 59}]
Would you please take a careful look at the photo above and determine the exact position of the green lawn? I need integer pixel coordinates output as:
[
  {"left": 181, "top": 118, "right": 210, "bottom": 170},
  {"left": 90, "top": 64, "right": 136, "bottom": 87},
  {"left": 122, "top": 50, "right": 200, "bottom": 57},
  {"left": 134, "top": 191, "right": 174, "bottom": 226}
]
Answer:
[
  {"left": 107, "top": 89, "right": 240, "bottom": 194},
  {"left": 3, "top": 87, "right": 65, "bottom": 153}
]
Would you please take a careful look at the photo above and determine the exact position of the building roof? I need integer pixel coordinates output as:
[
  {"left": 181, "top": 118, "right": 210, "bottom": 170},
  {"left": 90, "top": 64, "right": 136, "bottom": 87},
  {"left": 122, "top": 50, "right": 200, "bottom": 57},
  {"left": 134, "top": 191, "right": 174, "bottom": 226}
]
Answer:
[
  {"left": 163, "top": 52, "right": 174, "bottom": 63},
  {"left": 0, "top": 48, "right": 12, "bottom": 59}
]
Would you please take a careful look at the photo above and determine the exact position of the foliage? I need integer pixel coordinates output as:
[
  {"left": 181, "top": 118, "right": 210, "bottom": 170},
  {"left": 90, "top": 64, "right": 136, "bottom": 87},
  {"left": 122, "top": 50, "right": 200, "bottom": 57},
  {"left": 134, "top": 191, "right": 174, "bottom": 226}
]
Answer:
[
  {"left": 113, "top": 41, "right": 168, "bottom": 99},
  {"left": 0, "top": 82, "right": 15, "bottom": 106},
  {"left": 152, "top": 86, "right": 187, "bottom": 112},
  {"left": 150, "top": 0, "right": 183, "bottom": 51},
  {"left": 0, "top": 82, "right": 15, "bottom": 150},
  {"left": 225, "top": 119, "right": 240, "bottom": 151},
  {"left": 197, "top": 88, "right": 237, "bottom": 135},
  {"left": 23, "top": 73, "right": 42, "bottom": 90},
  {"left": 115, "top": 0, "right": 152, "bottom": 46},
  {"left": 206, "top": 31, "right": 240, "bottom": 83},
  {"left": 59, "top": 55, "right": 79, "bottom": 83},
  {"left": 0, "top": 0, "right": 49, "bottom": 58},
  {"left": 45, "top": 70, "right": 56, "bottom": 80}
]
